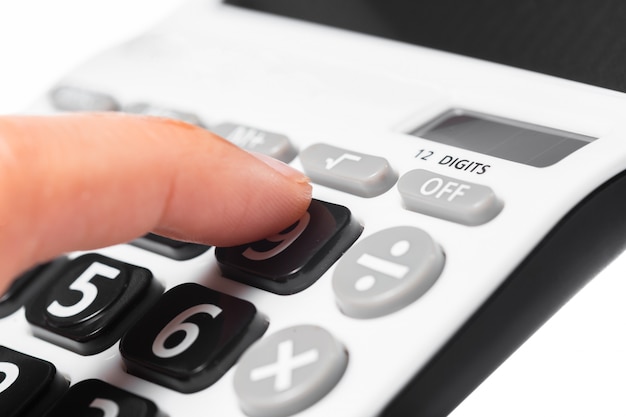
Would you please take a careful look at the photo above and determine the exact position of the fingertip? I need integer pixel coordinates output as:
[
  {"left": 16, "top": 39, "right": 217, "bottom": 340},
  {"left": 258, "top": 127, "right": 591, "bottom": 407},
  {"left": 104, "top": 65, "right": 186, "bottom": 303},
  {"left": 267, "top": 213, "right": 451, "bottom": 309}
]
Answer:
[
  {"left": 153, "top": 144, "right": 313, "bottom": 246},
  {"left": 250, "top": 151, "right": 311, "bottom": 185},
  {"left": 0, "top": 113, "right": 313, "bottom": 284}
]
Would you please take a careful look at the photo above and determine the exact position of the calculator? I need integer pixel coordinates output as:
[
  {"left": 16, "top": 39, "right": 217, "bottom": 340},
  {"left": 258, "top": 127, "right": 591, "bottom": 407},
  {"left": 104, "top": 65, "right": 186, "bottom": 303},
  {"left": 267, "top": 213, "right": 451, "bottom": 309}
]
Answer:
[{"left": 3, "top": 0, "right": 626, "bottom": 416}]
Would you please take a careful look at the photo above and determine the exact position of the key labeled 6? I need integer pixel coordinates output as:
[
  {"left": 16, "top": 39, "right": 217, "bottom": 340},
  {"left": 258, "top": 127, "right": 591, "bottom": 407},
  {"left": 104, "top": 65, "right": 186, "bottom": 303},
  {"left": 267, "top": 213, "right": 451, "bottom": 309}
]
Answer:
[{"left": 120, "top": 283, "right": 268, "bottom": 393}]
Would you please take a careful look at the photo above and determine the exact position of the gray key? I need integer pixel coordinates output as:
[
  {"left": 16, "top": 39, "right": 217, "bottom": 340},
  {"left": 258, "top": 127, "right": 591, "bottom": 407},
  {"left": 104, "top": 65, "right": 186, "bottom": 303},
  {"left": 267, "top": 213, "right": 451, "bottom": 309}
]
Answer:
[
  {"left": 233, "top": 325, "right": 348, "bottom": 417},
  {"left": 123, "top": 103, "right": 204, "bottom": 126},
  {"left": 398, "top": 169, "right": 503, "bottom": 225},
  {"left": 49, "top": 86, "right": 119, "bottom": 112},
  {"left": 299, "top": 143, "right": 397, "bottom": 197},
  {"left": 333, "top": 226, "right": 445, "bottom": 319},
  {"left": 212, "top": 122, "right": 297, "bottom": 163}
]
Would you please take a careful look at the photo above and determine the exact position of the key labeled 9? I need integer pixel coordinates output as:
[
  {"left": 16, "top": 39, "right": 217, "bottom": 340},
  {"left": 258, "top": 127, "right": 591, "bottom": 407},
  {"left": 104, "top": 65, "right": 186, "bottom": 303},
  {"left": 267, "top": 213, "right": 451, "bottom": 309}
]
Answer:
[{"left": 216, "top": 199, "right": 363, "bottom": 295}]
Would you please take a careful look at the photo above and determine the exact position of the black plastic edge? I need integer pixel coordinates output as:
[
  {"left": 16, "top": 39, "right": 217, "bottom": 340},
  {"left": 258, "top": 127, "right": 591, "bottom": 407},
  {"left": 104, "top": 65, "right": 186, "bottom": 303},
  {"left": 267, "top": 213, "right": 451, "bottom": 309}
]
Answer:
[
  {"left": 0, "top": 257, "right": 69, "bottom": 318},
  {"left": 130, "top": 233, "right": 210, "bottom": 261},
  {"left": 23, "top": 361, "right": 70, "bottom": 417},
  {"left": 225, "top": 0, "right": 626, "bottom": 93},
  {"left": 382, "top": 169, "right": 626, "bottom": 416}
]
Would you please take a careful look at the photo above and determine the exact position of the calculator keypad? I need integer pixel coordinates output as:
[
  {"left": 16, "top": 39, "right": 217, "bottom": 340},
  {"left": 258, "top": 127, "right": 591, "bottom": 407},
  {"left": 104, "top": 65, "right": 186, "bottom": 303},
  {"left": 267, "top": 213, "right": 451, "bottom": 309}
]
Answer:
[
  {"left": 0, "top": 75, "right": 512, "bottom": 416},
  {"left": 120, "top": 283, "right": 269, "bottom": 393}
]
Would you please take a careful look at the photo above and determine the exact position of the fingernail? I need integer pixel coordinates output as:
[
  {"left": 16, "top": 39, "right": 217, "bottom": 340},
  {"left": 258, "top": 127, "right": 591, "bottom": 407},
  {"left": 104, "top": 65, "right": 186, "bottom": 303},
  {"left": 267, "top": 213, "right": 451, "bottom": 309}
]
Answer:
[{"left": 252, "top": 152, "right": 310, "bottom": 184}]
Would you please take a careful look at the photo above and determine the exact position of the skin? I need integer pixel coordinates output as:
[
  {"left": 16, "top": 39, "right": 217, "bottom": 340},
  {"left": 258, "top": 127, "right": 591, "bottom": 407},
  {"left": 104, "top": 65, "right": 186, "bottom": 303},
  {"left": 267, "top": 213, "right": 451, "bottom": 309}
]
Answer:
[{"left": 0, "top": 112, "right": 312, "bottom": 293}]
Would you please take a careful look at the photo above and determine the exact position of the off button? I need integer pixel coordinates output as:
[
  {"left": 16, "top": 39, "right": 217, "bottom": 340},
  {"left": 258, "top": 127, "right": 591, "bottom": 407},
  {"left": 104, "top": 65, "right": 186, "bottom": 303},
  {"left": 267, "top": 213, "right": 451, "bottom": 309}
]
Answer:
[{"left": 398, "top": 169, "right": 503, "bottom": 225}]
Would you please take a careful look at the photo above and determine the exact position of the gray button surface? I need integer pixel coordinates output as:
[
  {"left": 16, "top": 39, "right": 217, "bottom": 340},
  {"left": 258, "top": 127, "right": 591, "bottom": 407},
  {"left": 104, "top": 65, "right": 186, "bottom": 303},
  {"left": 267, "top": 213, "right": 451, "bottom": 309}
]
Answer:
[
  {"left": 49, "top": 86, "right": 119, "bottom": 112},
  {"left": 332, "top": 226, "right": 445, "bottom": 319},
  {"left": 212, "top": 122, "right": 297, "bottom": 163},
  {"left": 299, "top": 143, "right": 397, "bottom": 197},
  {"left": 123, "top": 103, "right": 204, "bottom": 126},
  {"left": 398, "top": 169, "right": 503, "bottom": 225},
  {"left": 234, "top": 325, "right": 348, "bottom": 417}
]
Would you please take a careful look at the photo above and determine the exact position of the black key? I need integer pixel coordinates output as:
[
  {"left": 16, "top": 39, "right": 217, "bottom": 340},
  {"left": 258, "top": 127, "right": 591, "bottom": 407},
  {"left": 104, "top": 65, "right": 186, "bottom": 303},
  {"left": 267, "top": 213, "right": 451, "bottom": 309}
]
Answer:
[
  {"left": 46, "top": 379, "right": 160, "bottom": 417},
  {"left": 25, "top": 253, "right": 164, "bottom": 355},
  {"left": 0, "top": 257, "right": 68, "bottom": 318},
  {"left": 119, "top": 283, "right": 268, "bottom": 393},
  {"left": 0, "top": 346, "right": 68, "bottom": 417},
  {"left": 216, "top": 199, "right": 363, "bottom": 294},
  {"left": 130, "top": 233, "right": 210, "bottom": 260}
]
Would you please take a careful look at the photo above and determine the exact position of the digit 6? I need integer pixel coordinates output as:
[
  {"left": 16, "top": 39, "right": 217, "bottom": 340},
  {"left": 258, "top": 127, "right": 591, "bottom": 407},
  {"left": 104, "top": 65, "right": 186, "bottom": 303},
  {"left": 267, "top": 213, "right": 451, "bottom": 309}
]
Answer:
[{"left": 152, "top": 304, "right": 222, "bottom": 358}]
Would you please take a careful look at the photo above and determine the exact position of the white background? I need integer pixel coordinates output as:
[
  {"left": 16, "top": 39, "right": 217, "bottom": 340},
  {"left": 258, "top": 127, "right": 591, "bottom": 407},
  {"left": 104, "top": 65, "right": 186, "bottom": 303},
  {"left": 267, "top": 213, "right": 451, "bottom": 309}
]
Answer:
[
  {"left": 0, "top": 0, "right": 179, "bottom": 113},
  {"left": 0, "top": 1, "right": 624, "bottom": 416}
]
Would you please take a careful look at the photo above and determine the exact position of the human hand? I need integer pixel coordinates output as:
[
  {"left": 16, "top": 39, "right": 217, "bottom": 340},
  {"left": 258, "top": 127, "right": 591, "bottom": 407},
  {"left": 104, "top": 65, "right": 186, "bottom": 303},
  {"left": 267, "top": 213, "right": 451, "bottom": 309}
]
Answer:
[{"left": 0, "top": 113, "right": 312, "bottom": 293}]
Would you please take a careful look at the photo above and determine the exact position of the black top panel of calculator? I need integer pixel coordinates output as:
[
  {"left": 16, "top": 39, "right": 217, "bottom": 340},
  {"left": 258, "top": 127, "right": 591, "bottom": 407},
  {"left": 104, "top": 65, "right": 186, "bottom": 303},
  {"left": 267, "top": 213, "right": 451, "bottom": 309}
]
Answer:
[{"left": 224, "top": 0, "right": 626, "bottom": 93}]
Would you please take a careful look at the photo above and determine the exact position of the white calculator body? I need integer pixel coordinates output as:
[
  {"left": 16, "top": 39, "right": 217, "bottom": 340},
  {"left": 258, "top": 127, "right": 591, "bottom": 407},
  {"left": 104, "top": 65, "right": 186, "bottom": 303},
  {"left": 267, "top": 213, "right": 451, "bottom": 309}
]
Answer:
[{"left": 2, "top": 0, "right": 626, "bottom": 416}]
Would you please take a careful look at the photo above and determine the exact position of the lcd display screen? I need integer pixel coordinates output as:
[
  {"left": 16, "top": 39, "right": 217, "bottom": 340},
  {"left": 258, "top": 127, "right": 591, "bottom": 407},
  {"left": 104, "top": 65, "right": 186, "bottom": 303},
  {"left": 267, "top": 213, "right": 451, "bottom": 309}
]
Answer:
[{"left": 411, "top": 110, "right": 596, "bottom": 167}]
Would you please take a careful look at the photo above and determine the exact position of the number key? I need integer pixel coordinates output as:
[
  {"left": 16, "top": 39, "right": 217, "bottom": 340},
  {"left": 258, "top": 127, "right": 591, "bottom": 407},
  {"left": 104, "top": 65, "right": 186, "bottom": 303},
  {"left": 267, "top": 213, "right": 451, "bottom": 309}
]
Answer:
[
  {"left": 0, "top": 257, "right": 68, "bottom": 319},
  {"left": 0, "top": 346, "right": 69, "bottom": 417},
  {"left": 216, "top": 199, "right": 363, "bottom": 295},
  {"left": 45, "top": 379, "right": 161, "bottom": 417},
  {"left": 25, "top": 254, "right": 164, "bottom": 355},
  {"left": 119, "top": 283, "right": 268, "bottom": 393}
]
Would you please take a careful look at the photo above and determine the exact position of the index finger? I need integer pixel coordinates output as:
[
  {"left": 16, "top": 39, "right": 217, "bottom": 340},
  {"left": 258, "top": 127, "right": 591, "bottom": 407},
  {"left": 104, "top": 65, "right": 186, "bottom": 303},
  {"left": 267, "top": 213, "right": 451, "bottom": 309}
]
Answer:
[{"left": 0, "top": 113, "right": 312, "bottom": 289}]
